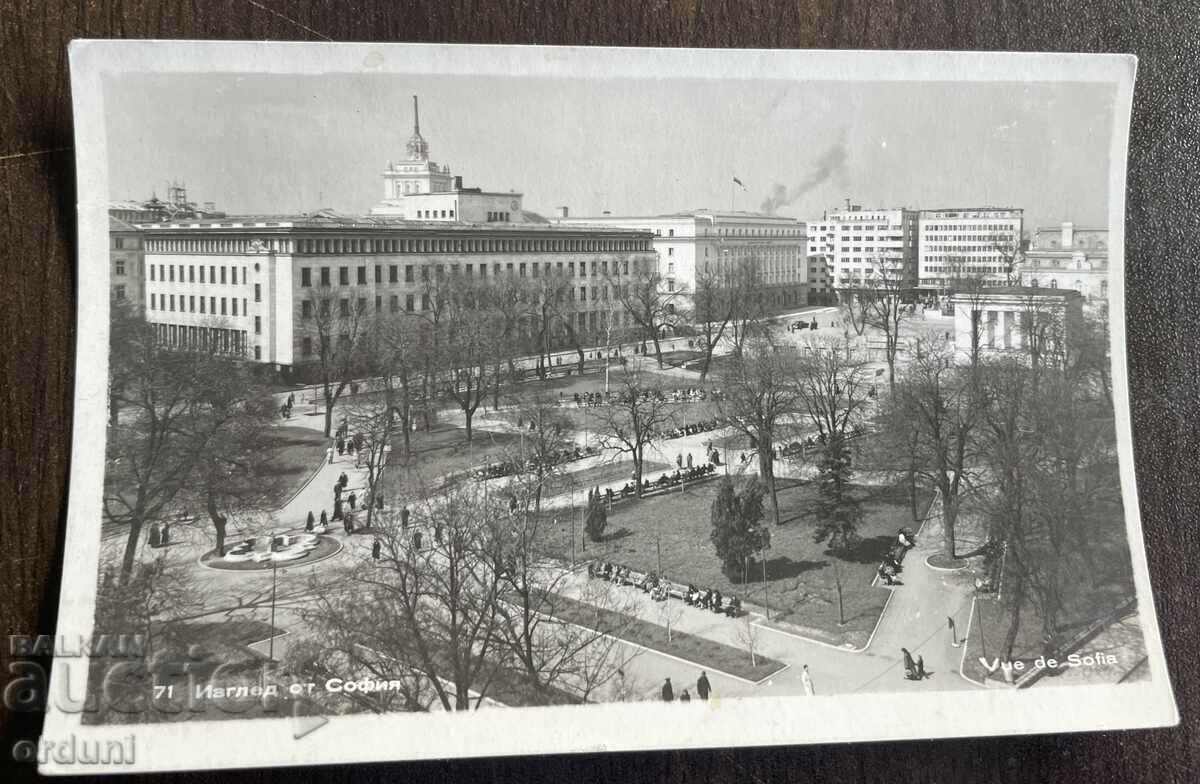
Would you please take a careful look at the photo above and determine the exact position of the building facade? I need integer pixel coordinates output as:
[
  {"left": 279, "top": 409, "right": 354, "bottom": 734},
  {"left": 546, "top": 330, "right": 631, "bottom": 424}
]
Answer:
[
  {"left": 805, "top": 205, "right": 919, "bottom": 292},
  {"left": 554, "top": 210, "right": 807, "bottom": 312},
  {"left": 918, "top": 207, "right": 1024, "bottom": 290},
  {"left": 950, "top": 286, "right": 1082, "bottom": 362},
  {"left": 109, "top": 217, "right": 145, "bottom": 309},
  {"left": 1019, "top": 221, "right": 1109, "bottom": 304},
  {"left": 139, "top": 216, "right": 658, "bottom": 370}
]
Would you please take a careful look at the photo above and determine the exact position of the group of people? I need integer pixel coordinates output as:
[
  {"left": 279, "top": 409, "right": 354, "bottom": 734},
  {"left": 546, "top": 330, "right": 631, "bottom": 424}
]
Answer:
[
  {"left": 278, "top": 392, "right": 296, "bottom": 420},
  {"left": 877, "top": 527, "right": 918, "bottom": 586},
  {"left": 661, "top": 671, "right": 712, "bottom": 702},
  {"left": 684, "top": 585, "right": 741, "bottom": 617},
  {"left": 902, "top": 647, "right": 930, "bottom": 681},
  {"left": 663, "top": 417, "right": 725, "bottom": 441}
]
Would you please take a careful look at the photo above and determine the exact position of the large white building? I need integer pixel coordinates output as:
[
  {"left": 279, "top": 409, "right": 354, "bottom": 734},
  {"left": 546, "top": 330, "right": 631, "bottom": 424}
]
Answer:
[
  {"left": 134, "top": 98, "right": 661, "bottom": 372},
  {"left": 918, "top": 207, "right": 1024, "bottom": 290},
  {"left": 805, "top": 205, "right": 919, "bottom": 293},
  {"left": 554, "top": 210, "right": 808, "bottom": 312},
  {"left": 370, "top": 96, "right": 526, "bottom": 224}
]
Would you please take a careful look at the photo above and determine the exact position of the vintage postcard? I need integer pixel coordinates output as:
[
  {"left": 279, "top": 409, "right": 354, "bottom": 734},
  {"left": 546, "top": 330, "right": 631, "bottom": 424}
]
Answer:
[{"left": 39, "top": 41, "right": 1175, "bottom": 773}]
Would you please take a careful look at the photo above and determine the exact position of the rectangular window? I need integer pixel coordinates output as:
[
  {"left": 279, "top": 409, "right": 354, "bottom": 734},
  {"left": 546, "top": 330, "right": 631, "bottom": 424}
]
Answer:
[
  {"left": 149, "top": 293, "right": 156, "bottom": 310},
  {"left": 358, "top": 297, "right": 367, "bottom": 314},
  {"left": 357, "top": 266, "right": 367, "bottom": 285},
  {"left": 375, "top": 265, "right": 382, "bottom": 283},
  {"left": 321, "top": 267, "right": 331, "bottom": 287},
  {"left": 114, "top": 237, "right": 125, "bottom": 249},
  {"left": 254, "top": 283, "right": 261, "bottom": 302},
  {"left": 189, "top": 265, "right": 195, "bottom": 282},
  {"left": 405, "top": 265, "right": 414, "bottom": 283},
  {"left": 405, "top": 294, "right": 414, "bottom": 312},
  {"left": 389, "top": 265, "right": 398, "bottom": 283},
  {"left": 421, "top": 294, "right": 430, "bottom": 310},
  {"left": 390, "top": 295, "right": 399, "bottom": 312},
  {"left": 169, "top": 266, "right": 175, "bottom": 282},
  {"left": 220, "top": 298, "right": 227, "bottom": 315},
  {"left": 200, "top": 297, "right": 206, "bottom": 314},
  {"left": 339, "top": 267, "right": 349, "bottom": 286},
  {"left": 231, "top": 299, "right": 238, "bottom": 316},
  {"left": 169, "top": 294, "right": 175, "bottom": 311},
  {"left": 301, "top": 300, "right": 313, "bottom": 319},
  {"left": 301, "top": 337, "right": 313, "bottom": 357},
  {"left": 210, "top": 296, "right": 216, "bottom": 313},
  {"left": 375, "top": 295, "right": 382, "bottom": 312},
  {"left": 149, "top": 264, "right": 155, "bottom": 281},
  {"left": 340, "top": 298, "right": 350, "bottom": 317},
  {"left": 189, "top": 295, "right": 195, "bottom": 312},
  {"left": 220, "top": 266, "right": 227, "bottom": 284},
  {"left": 301, "top": 267, "right": 312, "bottom": 287},
  {"left": 254, "top": 345, "right": 262, "bottom": 360},
  {"left": 254, "top": 316, "right": 261, "bottom": 334},
  {"left": 114, "top": 284, "right": 126, "bottom": 300},
  {"left": 199, "top": 266, "right": 205, "bottom": 283}
]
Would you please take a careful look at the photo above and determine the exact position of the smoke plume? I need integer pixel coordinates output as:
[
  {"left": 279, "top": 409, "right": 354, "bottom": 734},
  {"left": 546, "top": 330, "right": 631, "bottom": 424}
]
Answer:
[{"left": 760, "top": 131, "right": 848, "bottom": 214}]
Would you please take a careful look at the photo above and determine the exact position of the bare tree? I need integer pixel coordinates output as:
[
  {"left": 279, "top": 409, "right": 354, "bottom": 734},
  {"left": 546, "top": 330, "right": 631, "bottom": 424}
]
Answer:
[
  {"left": 860, "top": 254, "right": 911, "bottom": 394},
  {"left": 718, "top": 340, "right": 800, "bottom": 526},
  {"left": 893, "top": 339, "right": 983, "bottom": 559},
  {"left": 440, "top": 277, "right": 505, "bottom": 444},
  {"left": 303, "top": 283, "right": 370, "bottom": 437},
  {"left": 733, "top": 614, "right": 761, "bottom": 667},
  {"left": 589, "top": 371, "right": 676, "bottom": 497},
  {"left": 690, "top": 261, "right": 736, "bottom": 381},
  {"left": 613, "top": 267, "right": 683, "bottom": 368},
  {"left": 727, "top": 257, "right": 771, "bottom": 357}
]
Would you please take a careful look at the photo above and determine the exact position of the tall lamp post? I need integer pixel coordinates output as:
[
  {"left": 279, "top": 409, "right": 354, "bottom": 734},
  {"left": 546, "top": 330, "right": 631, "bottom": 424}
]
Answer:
[{"left": 267, "top": 530, "right": 279, "bottom": 663}]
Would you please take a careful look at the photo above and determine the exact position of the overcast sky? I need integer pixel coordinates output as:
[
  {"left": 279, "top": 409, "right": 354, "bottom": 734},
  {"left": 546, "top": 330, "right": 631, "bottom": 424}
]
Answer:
[{"left": 104, "top": 73, "right": 1117, "bottom": 230}]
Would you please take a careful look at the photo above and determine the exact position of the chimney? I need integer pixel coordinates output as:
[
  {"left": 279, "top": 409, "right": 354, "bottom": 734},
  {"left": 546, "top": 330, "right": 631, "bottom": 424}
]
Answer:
[
  {"left": 1061, "top": 221, "right": 1074, "bottom": 248},
  {"left": 556, "top": 206, "right": 569, "bottom": 218}
]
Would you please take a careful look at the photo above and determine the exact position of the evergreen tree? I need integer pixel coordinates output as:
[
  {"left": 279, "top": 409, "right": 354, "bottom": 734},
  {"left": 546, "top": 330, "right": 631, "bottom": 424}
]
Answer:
[
  {"left": 584, "top": 486, "right": 608, "bottom": 542},
  {"left": 812, "top": 434, "right": 863, "bottom": 625},
  {"left": 710, "top": 477, "right": 766, "bottom": 581}
]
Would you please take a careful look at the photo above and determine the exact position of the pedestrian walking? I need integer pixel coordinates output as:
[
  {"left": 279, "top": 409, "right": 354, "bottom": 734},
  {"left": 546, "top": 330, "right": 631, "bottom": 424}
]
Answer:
[
  {"left": 372, "top": 539, "right": 381, "bottom": 560},
  {"left": 901, "top": 648, "right": 918, "bottom": 680},
  {"left": 676, "top": 453, "right": 683, "bottom": 468},
  {"left": 326, "top": 447, "right": 334, "bottom": 465},
  {"left": 337, "top": 439, "right": 345, "bottom": 456},
  {"left": 305, "top": 511, "right": 315, "bottom": 532},
  {"left": 916, "top": 655, "right": 928, "bottom": 680},
  {"left": 696, "top": 671, "right": 711, "bottom": 700},
  {"left": 661, "top": 677, "right": 674, "bottom": 702},
  {"left": 801, "top": 664, "right": 815, "bottom": 696},
  {"left": 686, "top": 453, "right": 693, "bottom": 468},
  {"left": 348, "top": 492, "right": 357, "bottom": 510}
]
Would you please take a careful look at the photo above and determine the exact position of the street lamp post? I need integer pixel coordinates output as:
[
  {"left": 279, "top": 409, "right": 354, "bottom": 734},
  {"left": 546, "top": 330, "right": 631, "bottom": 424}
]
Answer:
[{"left": 267, "top": 531, "right": 278, "bottom": 663}]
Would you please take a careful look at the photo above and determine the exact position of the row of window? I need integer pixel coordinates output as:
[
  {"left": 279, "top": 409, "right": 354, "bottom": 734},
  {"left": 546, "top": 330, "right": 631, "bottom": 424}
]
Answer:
[
  {"left": 153, "top": 323, "right": 257, "bottom": 359},
  {"left": 300, "top": 282, "right": 627, "bottom": 320},
  {"left": 144, "top": 235, "right": 653, "bottom": 256},
  {"left": 922, "top": 222, "right": 1017, "bottom": 231},
  {"left": 149, "top": 262, "right": 252, "bottom": 287},
  {"left": 149, "top": 292, "right": 252, "bottom": 319},
  {"left": 299, "top": 258, "right": 636, "bottom": 288}
]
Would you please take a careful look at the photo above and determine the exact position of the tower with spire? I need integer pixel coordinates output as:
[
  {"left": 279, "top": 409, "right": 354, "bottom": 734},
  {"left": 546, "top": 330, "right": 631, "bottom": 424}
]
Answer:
[
  {"left": 375, "top": 95, "right": 453, "bottom": 210},
  {"left": 405, "top": 95, "right": 430, "bottom": 161}
]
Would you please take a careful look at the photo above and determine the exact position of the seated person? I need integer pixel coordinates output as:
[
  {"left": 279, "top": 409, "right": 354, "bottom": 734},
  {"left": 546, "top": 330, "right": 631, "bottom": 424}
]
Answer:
[
  {"left": 726, "top": 596, "right": 742, "bottom": 617},
  {"left": 897, "top": 527, "right": 916, "bottom": 549},
  {"left": 878, "top": 563, "right": 899, "bottom": 586},
  {"left": 685, "top": 584, "right": 698, "bottom": 605},
  {"left": 711, "top": 590, "right": 723, "bottom": 612}
]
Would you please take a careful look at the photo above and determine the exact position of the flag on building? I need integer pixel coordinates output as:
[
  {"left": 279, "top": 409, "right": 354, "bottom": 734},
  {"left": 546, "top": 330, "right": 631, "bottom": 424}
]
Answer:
[{"left": 732, "top": 177, "right": 746, "bottom": 189}]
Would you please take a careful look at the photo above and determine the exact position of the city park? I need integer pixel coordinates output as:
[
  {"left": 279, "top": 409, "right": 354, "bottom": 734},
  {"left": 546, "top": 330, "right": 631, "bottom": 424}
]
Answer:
[{"left": 93, "top": 276, "right": 1145, "bottom": 720}]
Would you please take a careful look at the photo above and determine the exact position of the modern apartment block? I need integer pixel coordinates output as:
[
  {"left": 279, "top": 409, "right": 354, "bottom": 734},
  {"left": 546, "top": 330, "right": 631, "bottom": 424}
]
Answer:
[
  {"left": 805, "top": 205, "right": 919, "bottom": 293},
  {"left": 917, "top": 207, "right": 1024, "bottom": 290}
]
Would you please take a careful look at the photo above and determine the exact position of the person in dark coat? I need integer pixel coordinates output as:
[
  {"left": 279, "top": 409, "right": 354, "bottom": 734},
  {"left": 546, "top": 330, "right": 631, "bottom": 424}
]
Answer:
[
  {"left": 680, "top": 689, "right": 691, "bottom": 702},
  {"left": 413, "top": 530, "right": 423, "bottom": 550},
  {"left": 348, "top": 492, "right": 357, "bottom": 510},
  {"left": 696, "top": 671, "right": 711, "bottom": 700},
  {"left": 400, "top": 507, "right": 410, "bottom": 529},
  {"left": 319, "top": 510, "right": 329, "bottom": 527},
  {"left": 305, "top": 512, "right": 315, "bottom": 532},
  {"left": 371, "top": 539, "right": 381, "bottom": 560},
  {"left": 661, "top": 678, "right": 674, "bottom": 702},
  {"left": 902, "top": 648, "right": 918, "bottom": 680}
]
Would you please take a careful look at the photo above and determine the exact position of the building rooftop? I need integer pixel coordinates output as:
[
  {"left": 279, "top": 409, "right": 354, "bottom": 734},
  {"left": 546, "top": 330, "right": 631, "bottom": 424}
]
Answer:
[
  {"left": 109, "top": 216, "right": 139, "bottom": 232},
  {"left": 952, "top": 286, "right": 1081, "bottom": 299},
  {"left": 135, "top": 212, "right": 654, "bottom": 236},
  {"left": 560, "top": 209, "right": 801, "bottom": 222}
]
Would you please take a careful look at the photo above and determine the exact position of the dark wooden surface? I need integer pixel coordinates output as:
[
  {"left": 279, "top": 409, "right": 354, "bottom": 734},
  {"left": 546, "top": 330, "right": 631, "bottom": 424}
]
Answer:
[{"left": 2, "top": 1, "right": 1197, "bottom": 781}]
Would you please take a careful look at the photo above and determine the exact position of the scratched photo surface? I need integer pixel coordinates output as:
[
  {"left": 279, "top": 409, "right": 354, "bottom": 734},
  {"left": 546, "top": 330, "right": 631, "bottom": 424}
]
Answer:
[{"left": 44, "top": 43, "right": 1176, "bottom": 772}]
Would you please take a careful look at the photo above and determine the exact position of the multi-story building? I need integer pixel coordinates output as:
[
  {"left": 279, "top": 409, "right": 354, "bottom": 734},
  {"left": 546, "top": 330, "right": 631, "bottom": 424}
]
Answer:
[
  {"left": 140, "top": 216, "right": 657, "bottom": 370},
  {"left": 1019, "top": 221, "right": 1109, "bottom": 304},
  {"left": 135, "top": 97, "right": 659, "bottom": 372},
  {"left": 805, "top": 205, "right": 919, "bottom": 293},
  {"left": 109, "top": 217, "right": 144, "bottom": 309},
  {"left": 110, "top": 184, "right": 224, "bottom": 224},
  {"left": 554, "top": 210, "right": 807, "bottom": 312},
  {"left": 918, "top": 207, "right": 1024, "bottom": 291}
]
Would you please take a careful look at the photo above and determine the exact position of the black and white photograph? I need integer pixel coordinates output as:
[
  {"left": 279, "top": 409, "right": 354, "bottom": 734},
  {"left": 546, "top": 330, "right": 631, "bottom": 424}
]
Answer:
[{"left": 41, "top": 42, "right": 1176, "bottom": 773}]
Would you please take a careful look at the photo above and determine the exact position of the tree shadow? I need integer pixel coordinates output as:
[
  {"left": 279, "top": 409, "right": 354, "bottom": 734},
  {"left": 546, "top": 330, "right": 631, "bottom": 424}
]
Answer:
[
  {"left": 829, "top": 535, "right": 895, "bottom": 565},
  {"left": 758, "top": 556, "right": 829, "bottom": 581}
]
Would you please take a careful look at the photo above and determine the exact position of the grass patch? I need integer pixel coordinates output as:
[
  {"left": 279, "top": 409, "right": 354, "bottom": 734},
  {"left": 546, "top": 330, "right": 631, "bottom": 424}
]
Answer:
[
  {"left": 536, "top": 590, "right": 785, "bottom": 682},
  {"left": 257, "top": 426, "right": 330, "bottom": 507},
  {"left": 542, "top": 459, "right": 671, "bottom": 498},
  {"left": 537, "top": 479, "right": 926, "bottom": 649},
  {"left": 385, "top": 426, "right": 527, "bottom": 490}
]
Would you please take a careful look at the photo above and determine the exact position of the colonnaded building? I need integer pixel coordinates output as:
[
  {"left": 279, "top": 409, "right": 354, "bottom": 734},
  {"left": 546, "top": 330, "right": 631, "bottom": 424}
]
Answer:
[{"left": 131, "top": 97, "right": 659, "bottom": 372}]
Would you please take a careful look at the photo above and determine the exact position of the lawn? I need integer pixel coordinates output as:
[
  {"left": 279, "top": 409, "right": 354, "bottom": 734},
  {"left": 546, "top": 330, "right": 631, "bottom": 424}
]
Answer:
[
  {"left": 384, "top": 425, "right": 527, "bottom": 492},
  {"left": 257, "top": 426, "right": 330, "bottom": 508},
  {"left": 542, "top": 459, "right": 671, "bottom": 499},
  {"left": 961, "top": 499, "right": 1137, "bottom": 685},
  {"left": 537, "top": 478, "right": 926, "bottom": 649},
  {"left": 535, "top": 590, "right": 786, "bottom": 682}
]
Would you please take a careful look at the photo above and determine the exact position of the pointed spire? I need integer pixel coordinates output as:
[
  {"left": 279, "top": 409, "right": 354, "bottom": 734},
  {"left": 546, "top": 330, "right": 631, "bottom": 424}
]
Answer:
[{"left": 413, "top": 95, "right": 420, "bottom": 134}]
